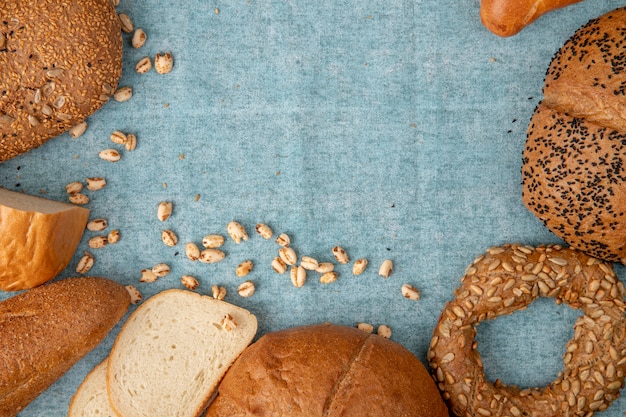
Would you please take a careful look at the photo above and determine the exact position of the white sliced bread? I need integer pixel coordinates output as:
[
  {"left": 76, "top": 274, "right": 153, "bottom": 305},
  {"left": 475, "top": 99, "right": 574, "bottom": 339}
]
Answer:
[
  {"left": 0, "top": 187, "right": 89, "bottom": 291},
  {"left": 106, "top": 289, "right": 258, "bottom": 417},
  {"left": 68, "top": 359, "right": 116, "bottom": 417}
]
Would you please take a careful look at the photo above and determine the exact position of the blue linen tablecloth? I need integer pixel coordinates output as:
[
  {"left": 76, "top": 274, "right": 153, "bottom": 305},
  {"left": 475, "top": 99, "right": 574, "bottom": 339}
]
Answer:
[{"left": 3, "top": 0, "right": 626, "bottom": 415}]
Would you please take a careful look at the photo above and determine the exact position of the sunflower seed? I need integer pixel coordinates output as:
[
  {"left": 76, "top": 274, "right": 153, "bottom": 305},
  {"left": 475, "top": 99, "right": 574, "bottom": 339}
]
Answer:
[
  {"left": 199, "top": 249, "right": 226, "bottom": 263},
  {"left": 237, "top": 280, "right": 255, "bottom": 297},
  {"left": 155, "top": 52, "right": 173, "bottom": 74},
  {"left": 236, "top": 260, "right": 254, "bottom": 277},
  {"left": 99, "top": 149, "right": 121, "bottom": 162},
  {"left": 227, "top": 221, "right": 248, "bottom": 244},
  {"left": 379, "top": 259, "right": 393, "bottom": 278},
  {"left": 161, "top": 229, "right": 178, "bottom": 246},
  {"left": 202, "top": 234, "right": 224, "bottom": 248},
  {"left": 332, "top": 246, "right": 349, "bottom": 264},
  {"left": 86, "top": 177, "right": 106, "bottom": 191},
  {"left": 132, "top": 28, "right": 147, "bottom": 48},
  {"left": 157, "top": 201, "right": 173, "bottom": 221},
  {"left": 352, "top": 258, "right": 368, "bottom": 275},
  {"left": 181, "top": 275, "right": 199, "bottom": 290}
]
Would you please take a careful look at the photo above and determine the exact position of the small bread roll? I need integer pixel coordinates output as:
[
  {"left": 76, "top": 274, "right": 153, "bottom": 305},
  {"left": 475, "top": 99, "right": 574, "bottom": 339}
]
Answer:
[
  {"left": 205, "top": 323, "right": 448, "bottom": 417},
  {"left": 0, "top": 0, "right": 123, "bottom": 162},
  {"left": 522, "top": 7, "right": 626, "bottom": 263}
]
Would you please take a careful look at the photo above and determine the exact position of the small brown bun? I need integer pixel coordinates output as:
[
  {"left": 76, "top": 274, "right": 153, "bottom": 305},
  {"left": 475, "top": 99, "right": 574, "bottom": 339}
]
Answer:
[
  {"left": 0, "top": 0, "right": 123, "bottom": 162},
  {"left": 522, "top": 7, "right": 626, "bottom": 263},
  {"left": 205, "top": 323, "right": 448, "bottom": 417}
]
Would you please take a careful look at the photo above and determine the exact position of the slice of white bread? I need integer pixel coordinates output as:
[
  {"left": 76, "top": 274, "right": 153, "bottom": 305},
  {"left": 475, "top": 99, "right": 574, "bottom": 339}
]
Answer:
[
  {"left": 106, "top": 289, "right": 258, "bottom": 417},
  {"left": 0, "top": 187, "right": 89, "bottom": 291},
  {"left": 68, "top": 359, "right": 117, "bottom": 417}
]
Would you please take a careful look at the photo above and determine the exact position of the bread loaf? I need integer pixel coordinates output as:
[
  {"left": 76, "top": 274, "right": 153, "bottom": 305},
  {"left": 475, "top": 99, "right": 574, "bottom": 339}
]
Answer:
[
  {"left": 480, "top": 0, "right": 582, "bottom": 36},
  {"left": 106, "top": 289, "right": 257, "bottom": 417},
  {"left": 0, "top": 277, "right": 130, "bottom": 417},
  {"left": 0, "top": 187, "right": 90, "bottom": 291},
  {"left": 522, "top": 7, "right": 626, "bottom": 263},
  {"left": 205, "top": 323, "right": 449, "bottom": 417},
  {"left": 0, "top": 0, "right": 123, "bottom": 162},
  {"left": 68, "top": 359, "right": 116, "bottom": 417}
]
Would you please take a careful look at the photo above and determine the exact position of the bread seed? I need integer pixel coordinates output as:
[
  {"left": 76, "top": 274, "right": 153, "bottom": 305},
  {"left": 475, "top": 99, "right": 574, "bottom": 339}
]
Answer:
[
  {"left": 125, "top": 134, "right": 137, "bottom": 151},
  {"left": 181, "top": 275, "right": 199, "bottom": 290},
  {"left": 99, "top": 149, "right": 121, "bottom": 162},
  {"left": 27, "top": 115, "right": 39, "bottom": 127},
  {"left": 271, "top": 257, "right": 287, "bottom": 274},
  {"left": 155, "top": 52, "right": 174, "bottom": 74},
  {"left": 118, "top": 13, "right": 134, "bottom": 33},
  {"left": 227, "top": 221, "right": 248, "bottom": 244},
  {"left": 76, "top": 251, "right": 95, "bottom": 274},
  {"left": 87, "top": 218, "right": 108, "bottom": 232},
  {"left": 290, "top": 265, "right": 306, "bottom": 288},
  {"left": 202, "top": 234, "right": 224, "bottom": 248},
  {"left": 255, "top": 223, "right": 273, "bottom": 239},
  {"left": 356, "top": 322, "right": 374, "bottom": 333},
  {"left": 125, "top": 285, "right": 142, "bottom": 304},
  {"left": 110, "top": 130, "right": 127, "bottom": 144},
  {"left": 352, "top": 258, "right": 368, "bottom": 275},
  {"left": 135, "top": 56, "right": 152, "bottom": 74},
  {"left": 320, "top": 271, "right": 338, "bottom": 284},
  {"left": 377, "top": 324, "right": 392, "bottom": 339},
  {"left": 69, "top": 193, "right": 89, "bottom": 205},
  {"left": 107, "top": 229, "right": 120, "bottom": 244},
  {"left": 46, "top": 68, "right": 65, "bottom": 78},
  {"left": 332, "top": 246, "right": 349, "bottom": 264},
  {"left": 199, "top": 249, "right": 226, "bottom": 263},
  {"left": 236, "top": 260, "right": 254, "bottom": 277},
  {"left": 113, "top": 86, "right": 133, "bottom": 102},
  {"left": 401, "top": 283, "right": 421, "bottom": 301},
  {"left": 300, "top": 256, "right": 319, "bottom": 271},
  {"left": 220, "top": 313, "right": 237, "bottom": 331},
  {"left": 139, "top": 268, "right": 158, "bottom": 283},
  {"left": 315, "top": 262, "right": 335, "bottom": 274},
  {"left": 161, "top": 229, "right": 178, "bottom": 246},
  {"left": 212, "top": 285, "right": 227, "bottom": 300},
  {"left": 157, "top": 201, "right": 173, "bottom": 221},
  {"left": 237, "top": 280, "right": 255, "bottom": 297},
  {"left": 88, "top": 236, "right": 108, "bottom": 249},
  {"left": 132, "top": 28, "right": 147, "bottom": 48},
  {"left": 86, "top": 177, "right": 106, "bottom": 191},
  {"left": 275, "top": 233, "right": 290, "bottom": 247},
  {"left": 279, "top": 246, "right": 297, "bottom": 265},
  {"left": 379, "top": 259, "right": 393, "bottom": 278},
  {"left": 152, "top": 263, "right": 171, "bottom": 277},
  {"left": 185, "top": 242, "right": 200, "bottom": 261},
  {"left": 69, "top": 121, "right": 88, "bottom": 138},
  {"left": 65, "top": 181, "right": 83, "bottom": 194}
]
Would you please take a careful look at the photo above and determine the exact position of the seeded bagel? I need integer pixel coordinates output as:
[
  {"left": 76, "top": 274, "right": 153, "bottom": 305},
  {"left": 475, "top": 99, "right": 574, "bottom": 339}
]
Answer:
[
  {"left": 0, "top": 0, "right": 123, "bottom": 162},
  {"left": 428, "top": 244, "right": 626, "bottom": 417},
  {"left": 522, "top": 7, "right": 626, "bottom": 263}
]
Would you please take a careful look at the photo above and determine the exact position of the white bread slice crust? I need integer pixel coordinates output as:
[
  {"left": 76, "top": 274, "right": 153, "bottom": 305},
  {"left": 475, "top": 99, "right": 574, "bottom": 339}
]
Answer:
[
  {"left": 68, "top": 359, "right": 117, "bottom": 417},
  {"left": 0, "top": 187, "right": 89, "bottom": 291},
  {"left": 106, "top": 289, "right": 258, "bottom": 417}
]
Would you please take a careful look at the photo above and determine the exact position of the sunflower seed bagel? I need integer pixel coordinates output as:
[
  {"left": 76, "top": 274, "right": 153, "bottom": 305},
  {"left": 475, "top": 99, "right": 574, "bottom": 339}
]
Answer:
[
  {"left": 0, "top": 0, "right": 123, "bottom": 162},
  {"left": 428, "top": 243, "right": 626, "bottom": 417}
]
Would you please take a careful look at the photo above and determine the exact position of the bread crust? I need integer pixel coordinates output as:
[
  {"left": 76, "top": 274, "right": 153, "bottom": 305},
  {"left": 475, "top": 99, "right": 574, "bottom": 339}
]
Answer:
[
  {"left": 0, "top": 277, "right": 130, "bottom": 417},
  {"left": 0, "top": 0, "right": 123, "bottom": 162},
  {"left": 428, "top": 244, "right": 626, "bottom": 417},
  {"left": 206, "top": 323, "right": 449, "bottom": 417},
  {"left": 480, "top": 0, "right": 582, "bottom": 37},
  {"left": 522, "top": 7, "right": 626, "bottom": 262}
]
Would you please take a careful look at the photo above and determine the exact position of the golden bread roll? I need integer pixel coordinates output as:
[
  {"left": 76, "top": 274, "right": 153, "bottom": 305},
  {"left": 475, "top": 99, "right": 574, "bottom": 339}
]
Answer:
[{"left": 0, "top": 0, "right": 123, "bottom": 162}]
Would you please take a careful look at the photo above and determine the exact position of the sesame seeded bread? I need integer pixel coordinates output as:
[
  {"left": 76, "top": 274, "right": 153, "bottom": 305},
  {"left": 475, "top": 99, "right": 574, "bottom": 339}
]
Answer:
[
  {"left": 522, "top": 7, "right": 626, "bottom": 263},
  {"left": 0, "top": 277, "right": 130, "bottom": 417},
  {"left": 205, "top": 323, "right": 448, "bottom": 417},
  {"left": 68, "top": 359, "right": 117, "bottom": 417},
  {"left": 106, "top": 289, "right": 258, "bottom": 417},
  {"left": 0, "top": 187, "right": 90, "bottom": 291},
  {"left": 480, "top": 0, "right": 582, "bottom": 37},
  {"left": 0, "top": 0, "right": 123, "bottom": 162}
]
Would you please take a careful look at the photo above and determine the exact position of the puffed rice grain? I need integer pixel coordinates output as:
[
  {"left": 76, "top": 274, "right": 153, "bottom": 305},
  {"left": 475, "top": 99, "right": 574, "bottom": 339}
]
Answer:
[
  {"left": 379, "top": 259, "right": 393, "bottom": 278},
  {"left": 125, "top": 285, "right": 142, "bottom": 304},
  {"left": 202, "top": 234, "right": 225, "bottom": 248},
  {"left": 88, "top": 236, "right": 108, "bottom": 249},
  {"left": 161, "top": 229, "right": 178, "bottom": 246},
  {"left": 65, "top": 181, "right": 83, "bottom": 194},
  {"left": 255, "top": 223, "right": 273, "bottom": 239},
  {"left": 332, "top": 246, "right": 349, "bottom": 264},
  {"left": 157, "top": 201, "right": 173, "bottom": 221},
  {"left": 181, "top": 275, "right": 199, "bottom": 290},
  {"left": 315, "top": 262, "right": 335, "bottom": 274},
  {"left": 76, "top": 251, "right": 95, "bottom": 274},
  {"left": 155, "top": 52, "right": 174, "bottom": 74},
  {"left": 275, "top": 233, "right": 290, "bottom": 247},
  {"left": 356, "top": 322, "right": 374, "bottom": 334},
  {"left": 113, "top": 86, "right": 133, "bottom": 102},
  {"left": 125, "top": 134, "right": 137, "bottom": 151},
  {"left": 135, "top": 56, "right": 152, "bottom": 74},
  {"left": 227, "top": 221, "right": 248, "bottom": 244},
  {"left": 290, "top": 265, "right": 306, "bottom": 288},
  {"left": 152, "top": 263, "right": 171, "bottom": 277},
  {"left": 271, "top": 257, "right": 287, "bottom": 274},
  {"left": 377, "top": 324, "right": 392, "bottom": 339},
  {"left": 300, "top": 256, "right": 319, "bottom": 271},
  {"left": 236, "top": 260, "right": 254, "bottom": 277},
  {"left": 199, "top": 249, "right": 226, "bottom": 263},
  {"left": 107, "top": 229, "right": 120, "bottom": 244},
  {"left": 118, "top": 13, "right": 134, "bottom": 33},
  {"left": 139, "top": 268, "right": 158, "bottom": 283},
  {"left": 132, "top": 28, "right": 147, "bottom": 48},
  {"left": 237, "top": 280, "right": 255, "bottom": 298},
  {"left": 99, "top": 149, "right": 121, "bottom": 162},
  {"left": 401, "top": 283, "right": 421, "bottom": 301},
  {"left": 86, "top": 177, "right": 107, "bottom": 191},
  {"left": 320, "top": 271, "right": 338, "bottom": 284},
  {"left": 69, "top": 193, "right": 89, "bottom": 205},
  {"left": 185, "top": 242, "right": 200, "bottom": 261},
  {"left": 110, "top": 130, "right": 127, "bottom": 144},
  {"left": 279, "top": 247, "right": 297, "bottom": 266},
  {"left": 220, "top": 313, "right": 237, "bottom": 331},
  {"left": 352, "top": 258, "right": 368, "bottom": 275}
]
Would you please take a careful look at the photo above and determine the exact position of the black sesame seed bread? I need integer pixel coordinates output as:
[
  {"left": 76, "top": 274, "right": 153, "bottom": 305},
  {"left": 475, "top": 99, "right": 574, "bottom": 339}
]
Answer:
[
  {"left": 522, "top": 7, "right": 626, "bottom": 263},
  {"left": 0, "top": 0, "right": 123, "bottom": 162}
]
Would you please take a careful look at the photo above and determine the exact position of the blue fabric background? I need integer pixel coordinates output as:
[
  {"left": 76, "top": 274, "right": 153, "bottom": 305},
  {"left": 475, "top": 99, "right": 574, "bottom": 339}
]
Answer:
[{"left": 2, "top": 0, "right": 626, "bottom": 415}]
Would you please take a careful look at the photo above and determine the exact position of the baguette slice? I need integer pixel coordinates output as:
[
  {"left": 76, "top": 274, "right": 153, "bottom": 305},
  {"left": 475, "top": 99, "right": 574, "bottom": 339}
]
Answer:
[
  {"left": 0, "top": 277, "right": 130, "bottom": 417},
  {"left": 107, "top": 289, "right": 258, "bottom": 417},
  {"left": 0, "top": 187, "right": 90, "bottom": 291},
  {"left": 68, "top": 359, "right": 117, "bottom": 417}
]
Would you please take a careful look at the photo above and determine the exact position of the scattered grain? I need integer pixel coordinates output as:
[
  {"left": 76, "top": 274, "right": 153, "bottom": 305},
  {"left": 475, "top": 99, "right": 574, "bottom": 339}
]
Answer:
[
  {"left": 139, "top": 268, "right": 158, "bottom": 283},
  {"left": 377, "top": 324, "right": 392, "bottom": 339},
  {"left": 86, "top": 177, "right": 106, "bottom": 191},
  {"left": 237, "top": 280, "right": 255, "bottom": 297},
  {"left": 185, "top": 242, "right": 200, "bottom": 261},
  {"left": 352, "top": 258, "right": 368, "bottom": 275},
  {"left": 332, "top": 246, "right": 349, "bottom": 264},
  {"left": 401, "top": 283, "right": 421, "bottom": 301},
  {"left": 69, "top": 121, "right": 88, "bottom": 138},
  {"left": 212, "top": 285, "right": 226, "bottom": 300},
  {"left": 161, "top": 229, "right": 178, "bottom": 246},
  {"left": 113, "top": 86, "right": 133, "bottom": 102},
  {"left": 125, "top": 285, "right": 142, "bottom": 304},
  {"left": 155, "top": 52, "right": 173, "bottom": 74},
  {"left": 275, "top": 233, "right": 290, "bottom": 247},
  {"left": 320, "top": 271, "right": 338, "bottom": 284},
  {"left": 202, "top": 234, "right": 224, "bottom": 248},
  {"left": 356, "top": 322, "right": 374, "bottom": 333},
  {"left": 98, "top": 149, "right": 121, "bottom": 162},
  {"left": 76, "top": 251, "right": 95, "bottom": 274},
  {"left": 255, "top": 223, "right": 273, "bottom": 239},
  {"left": 181, "top": 275, "right": 199, "bottom": 290},
  {"left": 107, "top": 229, "right": 120, "bottom": 244},
  {"left": 290, "top": 265, "right": 306, "bottom": 288},
  {"left": 135, "top": 56, "right": 152, "bottom": 74},
  {"left": 279, "top": 246, "right": 297, "bottom": 265},
  {"left": 271, "top": 257, "right": 287, "bottom": 274},
  {"left": 152, "top": 263, "right": 171, "bottom": 277},
  {"left": 88, "top": 236, "right": 108, "bottom": 249},
  {"left": 199, "top": 249, "right": 226, "bottom": 263},
  {"left": 157, "top": 201, "right": 173, "bottom": 221},
  {"left": 65, "top": 181, "right": 83, "bottom": 195},
  {"left": 227, "top": 221, "right": 248, "bottom": 244},
  {"left": 236, "top": 260, "right": 254, "bottom": 277},
  {"left": 132, "top": 28, "right": 147, "bottom": 48},
  {"left": 118, "top": 12, "right": 134, "bottom": 33},
  {"left": 379, "top": 259, "right": 393, "bottom": 278}
]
